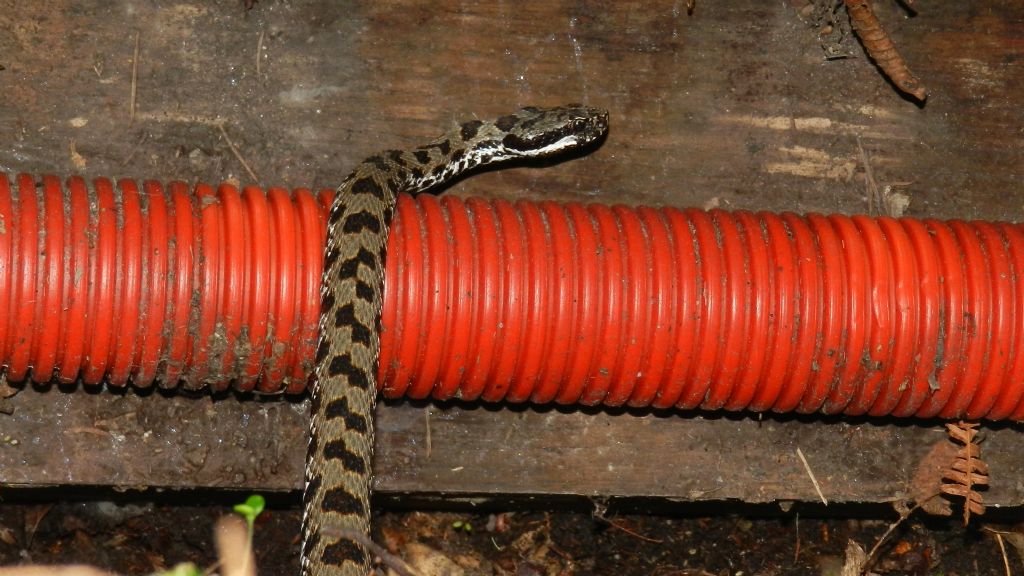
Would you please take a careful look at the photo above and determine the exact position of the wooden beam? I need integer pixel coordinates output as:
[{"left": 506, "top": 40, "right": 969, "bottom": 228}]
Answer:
[
  {"left": 0, "top": 0, "right": 1022, "bottom": 507},
  {"left": 2, "top": 389, "right": 1023, "bottom": 507}
]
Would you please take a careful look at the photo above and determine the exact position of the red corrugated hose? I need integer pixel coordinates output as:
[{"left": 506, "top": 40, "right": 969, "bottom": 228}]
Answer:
[{"left": 0, "top": 173, "right": 1021, "bottom": 420}]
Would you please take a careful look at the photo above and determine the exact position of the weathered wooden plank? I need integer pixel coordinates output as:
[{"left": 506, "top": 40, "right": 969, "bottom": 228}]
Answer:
[
  {"left": 0, "top": 0, "right": 1022, "bottom": 505},
  {"left": 0, "top": 2, "right": 1021, "bottom": 219},
  {"left": 2, "top": 389, "right": 1024, "bottom": 508}
]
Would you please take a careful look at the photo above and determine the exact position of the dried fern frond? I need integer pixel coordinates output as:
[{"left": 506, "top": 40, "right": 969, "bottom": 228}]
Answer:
[
  {"left": 844, "top": 0, "right": 927, "bottom": 100},
  {"left": 940, "top": 421, "right": 989, "bottom": 526}
]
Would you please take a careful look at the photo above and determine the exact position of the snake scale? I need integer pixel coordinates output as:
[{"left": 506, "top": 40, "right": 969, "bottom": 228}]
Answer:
[{"left": 304, "top": 104, "right": 609, "bottom": 575}]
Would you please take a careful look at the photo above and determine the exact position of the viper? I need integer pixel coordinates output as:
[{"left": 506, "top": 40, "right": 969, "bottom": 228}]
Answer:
[{"left": 304, "top": 104, "right": 609, "bottom": 575}]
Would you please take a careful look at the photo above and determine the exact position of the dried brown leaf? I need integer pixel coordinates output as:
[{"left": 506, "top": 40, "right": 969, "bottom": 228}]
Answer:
[
  {"left": 841, "top": 539, "right": 868, "bottom": 576},
  {"left": 405, "top": 541, "right": 464, "bottom": 576},
  {"left": 910, "top": 438, "right": 957, "bottom": 517},
  {"left": 942, "top": 468, "right": 990, "bottom": 488},
  {"left": 949, "top": 457, "right": 991, "bottom": 477},
  {"left": 0, "top": 524, "right": 17, "bottom": 546},
  {"left": 379, "top": 525, "right": 407, "bottom": 555},
  {"left": 844, "top": 0, "right": 927, "bottom": 100},
  {"left": 945, "top": 421, "right": 981, "bottom": 444},
  {"left": 0, "top": 372, "right": 20, "bottom": 399},
  {"left": 939, "top": 483, "right": 971, "bottom": 498},
  {"left": 941, "top": 421, "right": 989, "bottom": 525}
]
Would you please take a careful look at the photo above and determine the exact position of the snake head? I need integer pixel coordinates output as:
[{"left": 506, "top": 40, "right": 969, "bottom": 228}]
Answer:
[
  {"left": 503, "top": 104, "right": 609, "bottom": 157},
  {"left": 471, "top": 104, "right": 609, "bottom": 160}
]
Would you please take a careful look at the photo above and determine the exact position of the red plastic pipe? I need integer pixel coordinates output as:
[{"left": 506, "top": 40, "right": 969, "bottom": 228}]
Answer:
[{"left": 1, "top": 173, "right": 1023, "bottom": 420}]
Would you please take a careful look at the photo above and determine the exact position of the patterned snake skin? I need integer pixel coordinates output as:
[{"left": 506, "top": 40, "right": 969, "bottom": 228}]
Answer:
[{"left": 303, "top": 105, "right": 610, "bottom": 575}]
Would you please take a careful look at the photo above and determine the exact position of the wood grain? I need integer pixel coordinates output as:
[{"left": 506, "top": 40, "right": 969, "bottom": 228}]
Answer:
[
  {"left": 0, "top": 0, "right": 1022, "bottom": 504},
  {"left": 3, "top": 389, "right": 1024, "bottom": 508}
]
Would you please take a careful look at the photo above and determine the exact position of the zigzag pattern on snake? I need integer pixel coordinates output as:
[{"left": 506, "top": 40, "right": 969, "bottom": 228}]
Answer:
[{"left": 304, "top": 105, "right": 609, "bottom": 575}]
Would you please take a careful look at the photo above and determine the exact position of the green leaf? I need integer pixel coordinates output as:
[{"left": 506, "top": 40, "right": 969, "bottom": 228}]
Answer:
[{"left": 233, "top": 494, "right": 266, "bottom": 526}]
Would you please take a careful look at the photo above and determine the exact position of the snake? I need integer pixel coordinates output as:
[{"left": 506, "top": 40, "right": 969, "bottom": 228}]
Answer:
[{"left": 303, "top": 104, "right": 610, "bottom": 576}]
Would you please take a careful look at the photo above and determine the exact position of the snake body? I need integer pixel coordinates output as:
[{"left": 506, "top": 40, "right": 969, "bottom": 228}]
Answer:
[{"left": 304, "top": 105, "right": 609, "bottom": 576}]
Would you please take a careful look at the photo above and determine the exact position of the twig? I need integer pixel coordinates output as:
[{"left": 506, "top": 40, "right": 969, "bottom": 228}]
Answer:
[
  {"left": 322, "top": 528, "right": 420, "bottom": 576},
  {"left": 130, "top": 31, "right": 140, "bottom": 122},
  {"left": 256, "top": 30, "right": 265, "bottom": 77},
  {"left": 855, "top": 135, "right": 880, "bottom": 216},
  {"left": 218, "top": 123, "right": 259, "bottom": 183},
  {"left": 793, "top": 513, "right": 801, "bottom": 564},
  {"left": 602, "top": 517, "right": 665, "bottom": 544},
  {"left": 23, "top": 504, "right": 54, "bottom": 551},
  {"left": 862, "top": 498, "right": 931, "bottom": 574},
  {"left": 983, "top": 528, "right": 1015, "bottom": 576},
  {"left": 995, "top": 532, "right": 1011, "bottom": 576},
  {"left": 796, "top": 447, "right": 828, "bottom": 506},
  {"left": 591, "top": 501, "right": 664, "bottom": 544},
  {"left": 424, "top": 405, "right": 432, "bottom": 458},
  {"left": 122, "top": 131, "right": 149, "bottom": 166}
]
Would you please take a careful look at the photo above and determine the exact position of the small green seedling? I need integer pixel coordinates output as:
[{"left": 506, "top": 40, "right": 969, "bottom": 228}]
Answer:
[
  {"left": 233, "top": 495, "right": 266, "bottom": 575},
  {"left": 149, "top": 497, "right": 266, "bottom": 576},
  {"left": 234, "top": 494, "right": 266, "bottom": 535},
  {"left": 451, "top": 520, "right": 473, "bottom": 533}
]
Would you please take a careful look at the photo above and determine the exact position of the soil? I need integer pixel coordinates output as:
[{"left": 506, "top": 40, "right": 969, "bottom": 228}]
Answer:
[{"left": 0, "top": 494, "right": 1017, "bottom": 575}]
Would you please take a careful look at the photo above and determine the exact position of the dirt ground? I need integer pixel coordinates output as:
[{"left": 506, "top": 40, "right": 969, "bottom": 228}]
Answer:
[{"left": 0, "top": 494, "right": 1020, "bottom": 576}]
